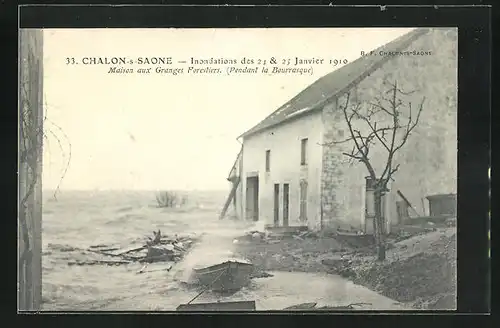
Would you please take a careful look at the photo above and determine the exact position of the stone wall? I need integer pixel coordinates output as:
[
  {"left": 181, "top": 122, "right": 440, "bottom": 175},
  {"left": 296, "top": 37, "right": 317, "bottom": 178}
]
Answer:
[{"left": 321, "top": 28, "right": 458, "bottom": 230}]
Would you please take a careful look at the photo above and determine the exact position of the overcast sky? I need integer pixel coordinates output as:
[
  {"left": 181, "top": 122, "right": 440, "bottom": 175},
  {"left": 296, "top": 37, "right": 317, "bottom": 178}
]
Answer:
[{"left": 41, "top": 28, "right": 414, "bottom": 191}]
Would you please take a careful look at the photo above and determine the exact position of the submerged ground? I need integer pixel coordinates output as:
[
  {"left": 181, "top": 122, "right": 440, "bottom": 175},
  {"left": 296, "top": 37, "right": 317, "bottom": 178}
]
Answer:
[
  {"left": 233, "top": 225, "right": 457, "bottom": 310},
  {"left": 41, "top": 190, "right": 456, "bottom": 311}
]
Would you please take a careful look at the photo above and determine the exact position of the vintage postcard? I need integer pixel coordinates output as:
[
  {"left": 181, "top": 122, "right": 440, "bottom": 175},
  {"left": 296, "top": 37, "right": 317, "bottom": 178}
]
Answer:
[{"left": 18, "top": 27, "right": 457, "bottom": 312}]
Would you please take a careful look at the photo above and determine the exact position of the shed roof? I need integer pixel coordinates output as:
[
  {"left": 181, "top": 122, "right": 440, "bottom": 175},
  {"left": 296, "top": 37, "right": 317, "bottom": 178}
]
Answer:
[{"left": 239, "top": 28, "right": 430, "bottom": 139}]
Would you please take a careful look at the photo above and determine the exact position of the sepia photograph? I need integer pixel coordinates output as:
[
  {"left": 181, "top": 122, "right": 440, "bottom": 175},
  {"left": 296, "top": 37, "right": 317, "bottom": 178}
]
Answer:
[{"left": 19, "top": 27, "right": 458, "bottom": 312}]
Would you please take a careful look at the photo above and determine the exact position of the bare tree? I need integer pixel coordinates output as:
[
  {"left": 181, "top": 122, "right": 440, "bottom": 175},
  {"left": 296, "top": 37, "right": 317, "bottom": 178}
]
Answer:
[{"left": 328, "top": 80, "right": 424, "bottom": 261}]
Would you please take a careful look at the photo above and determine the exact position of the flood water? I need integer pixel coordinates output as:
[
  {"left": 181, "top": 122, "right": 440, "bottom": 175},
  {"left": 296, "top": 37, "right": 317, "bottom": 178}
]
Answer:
[{"left": 42, "top": 190, "right": 404, "bottom": 311}]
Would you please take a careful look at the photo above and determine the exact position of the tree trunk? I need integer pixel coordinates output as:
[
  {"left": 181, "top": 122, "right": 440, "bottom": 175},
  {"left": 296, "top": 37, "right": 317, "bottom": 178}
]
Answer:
[{"left": 374, "top": 189, "right": 386, "bottom": 261}]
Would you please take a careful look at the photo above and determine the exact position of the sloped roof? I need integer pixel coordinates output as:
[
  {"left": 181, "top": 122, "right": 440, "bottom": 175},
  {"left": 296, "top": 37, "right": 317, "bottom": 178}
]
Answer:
[{"left": 239, "top": 28, "right": 430, "bottom": 139}]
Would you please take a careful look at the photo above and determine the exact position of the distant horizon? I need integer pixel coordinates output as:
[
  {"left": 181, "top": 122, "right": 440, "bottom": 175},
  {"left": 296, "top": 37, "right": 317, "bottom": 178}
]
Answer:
[{"left": 42, "top": 188, "right": 229, "bottom": 192}]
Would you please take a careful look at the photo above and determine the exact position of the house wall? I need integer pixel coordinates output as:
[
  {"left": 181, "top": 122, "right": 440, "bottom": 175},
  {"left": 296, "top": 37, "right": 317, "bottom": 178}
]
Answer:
[
  {"left": 321, "top": 28, "right": 458, "bottom": 232},
  {"left": 18, "top": 29, "right": 44, "bottom": 310},
  {"left": 241, "top": 112, "right": 324, "bottom": 230}
]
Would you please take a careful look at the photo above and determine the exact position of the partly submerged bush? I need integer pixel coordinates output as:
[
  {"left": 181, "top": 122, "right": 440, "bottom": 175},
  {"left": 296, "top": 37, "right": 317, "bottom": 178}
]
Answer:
[{"left": 155, "top": 191, "right": 188, "bottom": 208}]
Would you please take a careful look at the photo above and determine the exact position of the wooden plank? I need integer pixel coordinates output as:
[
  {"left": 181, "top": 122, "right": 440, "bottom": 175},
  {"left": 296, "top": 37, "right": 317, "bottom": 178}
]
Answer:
[
  {"left": 283, "top": 302, "right": 317, "bottom": 310},
  {"left": 177, "top": 301, "right": 256, "bottom": 311},
  {"left": 396, "top": 190, "right": 420, "bottom": 217}
]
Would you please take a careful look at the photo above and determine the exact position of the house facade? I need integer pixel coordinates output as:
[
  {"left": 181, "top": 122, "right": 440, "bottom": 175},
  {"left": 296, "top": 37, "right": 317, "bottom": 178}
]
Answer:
[{"left": 225, "top": 28, "right": 457, "bottom": 233}]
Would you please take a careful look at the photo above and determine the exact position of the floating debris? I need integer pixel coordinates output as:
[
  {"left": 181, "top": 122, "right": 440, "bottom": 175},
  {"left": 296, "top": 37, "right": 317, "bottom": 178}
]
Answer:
[
  {"left": 68, "top": 259, "right": 132, "bottom": 266},
  {"left": 61, "top": 229, "right": 199, "bottom": 271},
  {"left": 136, "top": 264, "right": 173, "bottom": 274},
  {"left": 283, "top": 302, "right": 317, "bottom": 310},
  {"left": 283, "top": 302, "right": 372, "bottom": 311}
]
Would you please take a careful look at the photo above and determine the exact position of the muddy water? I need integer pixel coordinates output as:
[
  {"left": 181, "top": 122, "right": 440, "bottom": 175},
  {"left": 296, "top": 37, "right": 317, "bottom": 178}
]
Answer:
[
  {"left": 42, "top": 190, "right": 404, "bottom": 311},
  {"left": 44, "top": 264, "right": 405, "bottom": 311},
  {"left": 172, "top": 271, "right": 406, "bottom": 311},
  {"left": 43, "top": 230, "right": 405, "bottom": 311}
]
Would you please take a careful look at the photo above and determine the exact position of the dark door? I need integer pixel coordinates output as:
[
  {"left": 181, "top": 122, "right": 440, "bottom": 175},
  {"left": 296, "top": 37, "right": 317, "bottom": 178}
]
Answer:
[
  {"left": 246, "top": 177, "right": 259, "bottom": 221},
  {"left": 283, "top": 184, "right": 289, "bottom": 227},
  {"left": 253, "top": 177, "right": 259, "bottom": 221},
  {"left": 274, "top": 184, "right": 280, "bottom": 227}
]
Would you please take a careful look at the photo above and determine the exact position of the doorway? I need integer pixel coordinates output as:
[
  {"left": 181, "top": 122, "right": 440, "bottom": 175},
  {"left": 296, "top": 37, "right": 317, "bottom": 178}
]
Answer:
[
  {"left": 299, "top": 180, "right": 308, "bottom": 222},
  {"left": 283, "top": 183, "right": 289, "bottom": 227},
  {"left": 246, "top": 176, "right": 259, "bottom": 221}
]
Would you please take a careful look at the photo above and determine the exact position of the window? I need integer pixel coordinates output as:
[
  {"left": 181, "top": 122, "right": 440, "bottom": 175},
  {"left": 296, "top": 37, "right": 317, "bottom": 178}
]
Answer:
[
  {"left": 300, "top": 138, "right": 308, "bottom": 165},
  {"left": 265, "top": 150, "right": 271, "bottom": 172},
  {"left": 299, "top": 180, "right": 308, "bottom": 221}
]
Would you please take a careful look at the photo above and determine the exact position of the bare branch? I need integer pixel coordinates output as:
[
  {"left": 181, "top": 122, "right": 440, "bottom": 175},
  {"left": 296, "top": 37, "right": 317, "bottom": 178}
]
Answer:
[
  {"left": 318, "top": 134, "right": 369, "bottom": 147},
  {"left": 341, "top": 93, "right": 365, "bottom": 158},
  {"left": 384, "top": 80, "right": 419, "bottom": 96},
  {"left": 389, "top": 164, "right": 400, "bottom": 176},
  {"left": 352, "top": 106, "right": 394, "bottom": 152},
  {"left": 393, "top": 96, "right": 425, "bottom": 153},
  {"left": 342, "top": 152, "right": 364, "bottom": 161},
  {"left": 378, "top": 81, "right": 401, "bottom": 181},
  {"left": 368, "top": 100, "right": 396, "bottom": 118}
]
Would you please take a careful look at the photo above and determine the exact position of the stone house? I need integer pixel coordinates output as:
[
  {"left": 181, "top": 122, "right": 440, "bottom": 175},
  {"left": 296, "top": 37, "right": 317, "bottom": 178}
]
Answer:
[{"left": 223, "top": 28, "right": 457, "bottom": 233}]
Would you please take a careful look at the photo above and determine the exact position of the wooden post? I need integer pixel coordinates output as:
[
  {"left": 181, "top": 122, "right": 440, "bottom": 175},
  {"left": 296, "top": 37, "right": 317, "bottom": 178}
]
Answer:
[
  {"left": 396, "top": 200, "right": 410, "bottom": 224},
  {"left": 219, "top": 178, "right": 240, "bottom": 220},
  {"left": 18, "top": 29, "right": 43, "bottom": 311}
]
